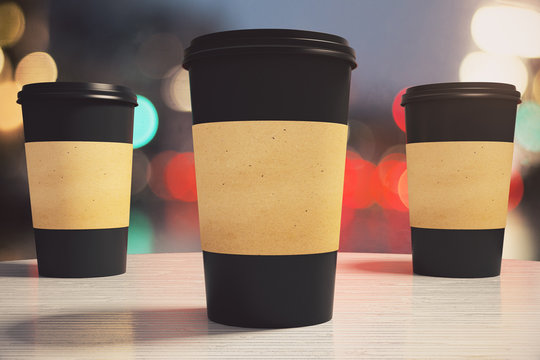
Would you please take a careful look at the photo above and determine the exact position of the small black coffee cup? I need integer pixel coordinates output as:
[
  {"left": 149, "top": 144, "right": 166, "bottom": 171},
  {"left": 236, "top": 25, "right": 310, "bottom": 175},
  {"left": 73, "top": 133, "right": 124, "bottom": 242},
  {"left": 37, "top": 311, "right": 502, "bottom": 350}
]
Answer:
[
  {"left": 18, "top": 82, "right": 137, "bottom": 278},
  {"left": 184, "top": 29, "right": 356, "bottom": 327},
  {"left": 402, "top": 82, "right": 521, "bottom": 278}
]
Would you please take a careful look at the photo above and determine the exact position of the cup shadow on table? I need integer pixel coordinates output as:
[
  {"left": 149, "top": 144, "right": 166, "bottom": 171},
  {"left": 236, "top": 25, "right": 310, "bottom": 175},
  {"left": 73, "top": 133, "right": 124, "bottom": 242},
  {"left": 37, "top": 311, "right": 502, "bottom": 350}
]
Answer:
[
  {"left": 8, "top": 307, "right": 264, "bottom": 346},
  {"left": 346, "top": 259, "right": 413, "bottom": 275},
  {"left": 0, "top": 261, "right": 39, "bottom": 278}
]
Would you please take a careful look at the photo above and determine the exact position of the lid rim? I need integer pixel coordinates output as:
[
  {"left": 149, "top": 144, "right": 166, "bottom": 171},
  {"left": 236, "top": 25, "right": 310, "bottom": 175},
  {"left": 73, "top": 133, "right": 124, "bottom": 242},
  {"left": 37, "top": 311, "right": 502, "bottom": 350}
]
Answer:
[
  {"left": 183, "top": 29, "right": 357, "bottom": 70},
  {"left": 17, "top": 82, "right": 138, "bottom": 106},
  {"left": 401, "top": 82, "right": 521, "bottom": 106},
  {"left": 407, "top": 81, "right": 517, "bottom": 91},
  {"left": 183, "top": 45, "right": 357, "bottom": 69},
  {"left": 189, "top": 28, "right": 349, "bottom": 45}
]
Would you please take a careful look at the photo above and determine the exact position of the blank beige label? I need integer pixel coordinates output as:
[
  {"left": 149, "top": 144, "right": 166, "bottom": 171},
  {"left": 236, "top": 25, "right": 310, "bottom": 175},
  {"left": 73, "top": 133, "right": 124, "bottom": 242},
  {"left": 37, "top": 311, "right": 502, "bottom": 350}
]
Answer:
[
  {"left": 193, "top": 121, "right": 347, "bottom": 255},
  {"left": 406, "top": 141, "right": 513, "bottom": 229},
  {"left": 25, "top": 141, "right": 133, "bottom": 229}
]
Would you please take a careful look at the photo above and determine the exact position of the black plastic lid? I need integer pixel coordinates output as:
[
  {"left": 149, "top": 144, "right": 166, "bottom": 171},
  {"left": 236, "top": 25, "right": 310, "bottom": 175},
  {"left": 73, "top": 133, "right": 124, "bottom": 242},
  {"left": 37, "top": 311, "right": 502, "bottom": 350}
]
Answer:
[
  {"left": 183, "top": 29, "right": 357, "bottom": 69},
  {"left": 17, "top": 82, "right": 138, "bottom": 106},
  {"left": 401, "top": 82, "right": 521, "bottom": 105}
]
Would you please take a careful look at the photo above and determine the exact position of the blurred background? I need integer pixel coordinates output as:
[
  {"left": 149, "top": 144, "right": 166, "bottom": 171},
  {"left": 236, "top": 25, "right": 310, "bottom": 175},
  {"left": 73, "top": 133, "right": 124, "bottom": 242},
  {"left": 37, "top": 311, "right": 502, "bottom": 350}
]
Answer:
[{"left": 1, "top": 0, "right": 539, "bottom": 261}]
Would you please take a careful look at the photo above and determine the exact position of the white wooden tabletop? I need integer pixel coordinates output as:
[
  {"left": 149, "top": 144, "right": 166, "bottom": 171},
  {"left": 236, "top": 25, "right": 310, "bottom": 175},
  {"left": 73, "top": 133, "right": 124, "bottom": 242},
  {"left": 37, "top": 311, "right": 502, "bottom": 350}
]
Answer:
[{"left": 0, "top": 252, "right": 539, "bottom": 359}]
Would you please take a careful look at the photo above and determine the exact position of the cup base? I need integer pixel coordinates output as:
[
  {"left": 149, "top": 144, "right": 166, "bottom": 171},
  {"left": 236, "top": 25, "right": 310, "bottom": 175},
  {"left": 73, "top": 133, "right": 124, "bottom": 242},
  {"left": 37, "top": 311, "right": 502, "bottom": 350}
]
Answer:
[
  {"left": 203, "top": 251, "right": 337, "bottom": 328},
  {"left": 411, "top": 227, "right": 504, "bottom": 278},
  {"left": 34, "top": 227, "right": 128, "bottom": 278}
]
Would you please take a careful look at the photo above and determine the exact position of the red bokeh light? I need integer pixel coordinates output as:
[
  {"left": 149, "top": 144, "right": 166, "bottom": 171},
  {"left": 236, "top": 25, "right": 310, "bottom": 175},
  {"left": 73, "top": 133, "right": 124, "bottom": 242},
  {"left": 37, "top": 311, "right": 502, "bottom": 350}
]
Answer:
[
  {"left": 376, "top": 153, "right": 408, "bottom": 212},
  {"left": 392, "top": 88, "right": 407, "bottom": 132},
  {"left": 148, "top": 151, "right": 177, "bottom": 200},
  {"left": 164, "top": 152, "right": 197, "bottom": 202},
  {"left": 342, "top": 150, "right": 378, "bottom": 209},
  {"left": 508, "top": 170, "right": 524, "bottom": 211}
]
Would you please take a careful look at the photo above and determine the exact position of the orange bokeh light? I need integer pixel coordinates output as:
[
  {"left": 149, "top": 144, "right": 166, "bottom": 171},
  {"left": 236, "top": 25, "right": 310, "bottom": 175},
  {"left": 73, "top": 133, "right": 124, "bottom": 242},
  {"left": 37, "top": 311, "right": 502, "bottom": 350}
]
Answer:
[
  {"left": 376, "top": 153, "right": 408, "bottom": 212},
  {"left": 164, "top": 152, "right": 197, "bottom": 202},
  {"left": 397, "top": 169, "right": 408, "bottom": 208}
]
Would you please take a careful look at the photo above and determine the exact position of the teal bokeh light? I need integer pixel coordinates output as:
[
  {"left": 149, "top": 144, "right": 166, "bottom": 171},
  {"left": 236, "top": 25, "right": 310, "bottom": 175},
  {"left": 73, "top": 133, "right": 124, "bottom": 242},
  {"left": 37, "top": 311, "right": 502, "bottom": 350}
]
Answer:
[
  {"left": 515, "top": 101, "right": 540, "bottom": 152},
  {"left": 133, "top": 95, "right": 159, "bottom": 149},
  {"left": 128, "top": 208, "right": 154, "bottom": 254}
]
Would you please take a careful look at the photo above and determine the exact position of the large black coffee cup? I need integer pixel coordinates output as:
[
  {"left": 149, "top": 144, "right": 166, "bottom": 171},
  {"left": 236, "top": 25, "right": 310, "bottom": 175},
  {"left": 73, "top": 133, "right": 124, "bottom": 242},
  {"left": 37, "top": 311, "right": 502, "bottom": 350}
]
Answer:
[
  {"left": 18, "top": 82, "right": 137, "bottom": 278},
  {"left": 402, "top": 82, "right": 521, "bottom": 278},
  {"left": 183, "top": 29, "right": 356, "bottom": 327}
]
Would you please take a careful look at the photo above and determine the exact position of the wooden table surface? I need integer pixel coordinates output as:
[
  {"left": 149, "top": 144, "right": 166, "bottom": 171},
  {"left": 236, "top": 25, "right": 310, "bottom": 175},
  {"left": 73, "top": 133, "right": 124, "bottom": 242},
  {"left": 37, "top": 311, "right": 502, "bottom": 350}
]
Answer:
[{"left": 0, "top": 252, "right": 539, "bottom": 359}]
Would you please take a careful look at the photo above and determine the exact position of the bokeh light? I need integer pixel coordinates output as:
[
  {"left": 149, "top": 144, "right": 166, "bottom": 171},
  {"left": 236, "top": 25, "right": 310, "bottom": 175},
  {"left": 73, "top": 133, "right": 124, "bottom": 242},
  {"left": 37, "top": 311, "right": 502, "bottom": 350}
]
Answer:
[
  {"left": 14, "top": 51, "right": 57, "bottom": 87},
  {"left": 136, "top": 33, "right": 183, "bottom": 79},
  {"left": 127, "top": 208, "right": 154, "bottom": 254},
  {"left": 342, "top": 149, "right": 377, "bottom": 209},
  {"left": 0, "top": 81, "right": 23, "bottom": 133},
  {"left": 508, "top": 170, "right": 524, "bottom": 211},
  {"left": 503, "top": 210, "right": 535, "bottom": 260},
  {"left": 471, "top": 6, "right": 540, "bottom": 58},
  {"left": 459, "top": 51, "right": 528, "bottom": 94},
  {"left": 397, "top": 169, "right": 408, "bottom": 209},
  {"left": 148, "top": 151, "right": 177, "bottom": 200},
  {"left": 165, "top": 152, "right": 197, "bottom": 202},
  {"left": 376, "top": 153, "right": 408, "bottom": 212},
  {"left": 162, "top": 66, "right": 192, "bottom": 112},
  {"left": 133, "top": 95, "right": 159, "bottom": 149},
  {"left": 0, "top": 47, "right": 4, "bottom": 74},
  {"left": 0, "top": 2, "right": 25, "bottom": 47},
  {"left": 515, "top": 101, "right": 540, "bottom": 152},
  {"left": 514, "top": 144, "right": 540, "bottom": 168},
  {"left": 131, "top": 150, "right": 151, "bottom": 195},
  {"left": 391, "top": 88, "right": 407, "bottom": 132},
  {"left": 2, "top": 1, "right": 539, "bottom": 262},
  {"left": 532, "top": 69, "right": 540, "bottom": 104},
  {"left": 0, "top": 53, "right": 13, "bottom": 82}
]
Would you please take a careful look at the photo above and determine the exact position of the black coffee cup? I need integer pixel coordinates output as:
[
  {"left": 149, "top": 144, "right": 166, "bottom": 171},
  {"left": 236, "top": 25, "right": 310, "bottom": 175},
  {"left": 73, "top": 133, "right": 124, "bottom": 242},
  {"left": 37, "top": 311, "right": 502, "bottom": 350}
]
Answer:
[
  {"left": 402, "top": 82, "right": 521, "bottom": 278},
  {"left": 17, "top": 82, "right": 137, "bottom": 278},
  {"left": 183, "top": 29, "right": 356, "bottom": 327}
]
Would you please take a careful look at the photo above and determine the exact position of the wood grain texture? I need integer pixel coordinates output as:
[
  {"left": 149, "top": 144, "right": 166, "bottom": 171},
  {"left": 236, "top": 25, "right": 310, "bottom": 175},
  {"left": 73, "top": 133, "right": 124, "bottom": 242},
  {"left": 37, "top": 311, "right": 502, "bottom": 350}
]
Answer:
[{"left": 0, "top": 252, "right": 539, "bottom": 359}]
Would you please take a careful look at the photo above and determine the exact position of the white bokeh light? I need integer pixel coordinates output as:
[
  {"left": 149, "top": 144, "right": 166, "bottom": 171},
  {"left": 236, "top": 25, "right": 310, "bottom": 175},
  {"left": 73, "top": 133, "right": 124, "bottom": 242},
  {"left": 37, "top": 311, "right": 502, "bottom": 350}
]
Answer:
[
  {"left": 471, "top": 6, "right": 540, "bottom": 58},
  {"left": 161, "top": 66, "right": 192, "bottom": 112},
  {"left": 459, "top": 51, "right": 528, "bottom": 94}
]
